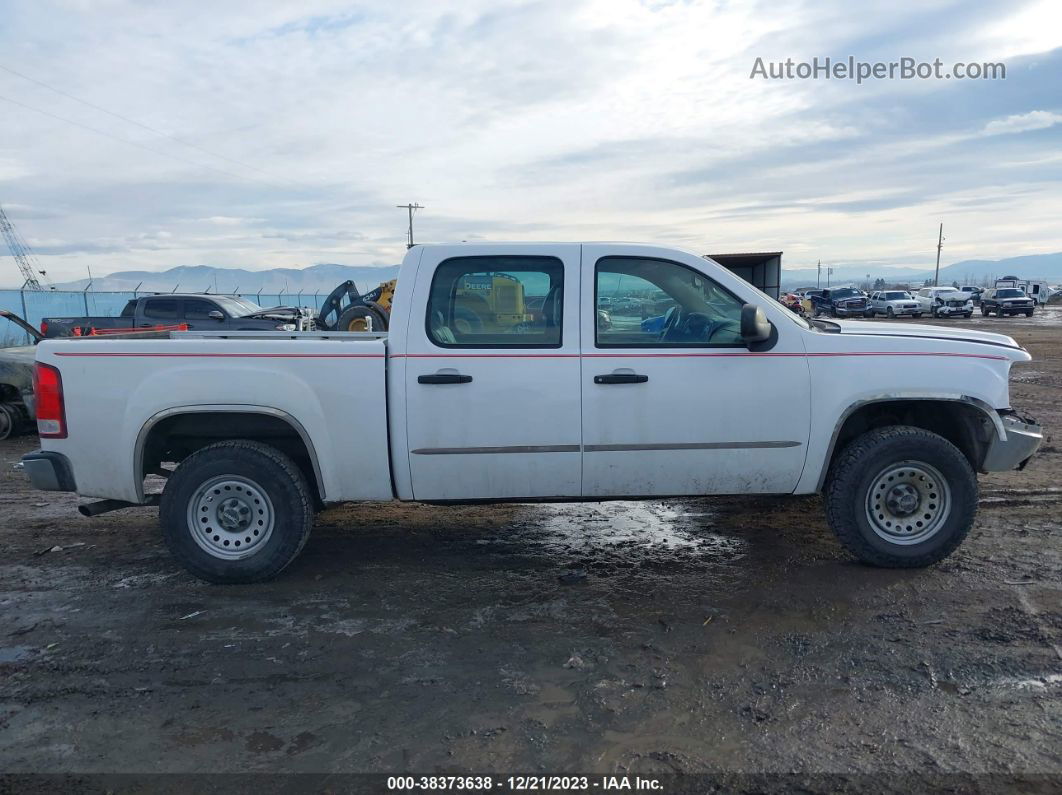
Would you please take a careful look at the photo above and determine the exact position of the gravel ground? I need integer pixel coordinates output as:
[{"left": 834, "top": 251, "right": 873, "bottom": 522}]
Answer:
[{"left": 0, "top": 309, "right": 1060, "bottom": 788}]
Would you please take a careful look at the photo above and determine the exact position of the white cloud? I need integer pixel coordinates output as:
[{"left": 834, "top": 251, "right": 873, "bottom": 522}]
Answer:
[
  {"left": 0, "top": 1, "right": 1060, "bottom": 281},
  {"left": 982, "top": 110, "right": 1062, "bottom": 136}
]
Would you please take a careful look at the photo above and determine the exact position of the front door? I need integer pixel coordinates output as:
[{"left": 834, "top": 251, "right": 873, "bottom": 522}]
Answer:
[
  {"left": 580, "top": 245, "right": 811, "bottom": 496},
  {"left": 403, "top": 245, "right": 582, "bottom": 501}
]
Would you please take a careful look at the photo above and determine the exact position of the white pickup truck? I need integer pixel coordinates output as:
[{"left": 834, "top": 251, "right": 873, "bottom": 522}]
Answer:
[{"left": 21, "top": 243, "right": 1042, "bottom": 583}]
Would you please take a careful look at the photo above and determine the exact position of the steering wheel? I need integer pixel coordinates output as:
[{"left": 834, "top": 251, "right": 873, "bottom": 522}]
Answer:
[{"left": 659, "top": 306, "right": 683, "bottom": 341}]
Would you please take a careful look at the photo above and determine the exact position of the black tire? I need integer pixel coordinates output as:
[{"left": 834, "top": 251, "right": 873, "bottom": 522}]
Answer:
[
  {"left": 1026, "top": 310, "right": 1034, "bottom": 317},
  {"left": 886, "top": 307, "right": 894, "bottom": 318},
  {"left": 160, "top": 440, "right": 314, "bottom": 583},
  {"left": 336, "top": 304, "right": 387, "bottom": 333},
  {"left": 913, "top": 313, "right": 922, "bottom": 318},
  {"left": 981, "top": 306, "right": 989, "bottom": 316},
  {"left": 824, "top": 426, "right": 977, "bottom": 568}
]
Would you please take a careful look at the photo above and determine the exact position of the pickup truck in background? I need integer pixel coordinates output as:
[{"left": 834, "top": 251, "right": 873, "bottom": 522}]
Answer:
[
  {"left": 21, "top": 243, "right": 1043, "bottom": 583},
  {"left": 42, "top": 293, "right": 314, "bottom": 338},
  {"left": 810, "top": 287, "right": 872, "bottom": 318}
]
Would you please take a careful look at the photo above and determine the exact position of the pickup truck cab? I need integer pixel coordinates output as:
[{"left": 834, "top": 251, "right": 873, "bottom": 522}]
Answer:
[
  {"left": 42, "top": 294, "right": 313, "bottom": 338},
  {"left": 21, "top": 243, "right": 1043, "bottom": 583}
]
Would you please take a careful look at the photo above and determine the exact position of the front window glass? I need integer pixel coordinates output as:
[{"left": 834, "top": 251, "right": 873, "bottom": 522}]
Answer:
[
  {"left": 596, "top": 257, "right": 744, "bottom": 347},
  {"left": 426, "top": 256, "right": 563, "bottom": 348},
  {"left": 184, "top": 299, "right": 220, "bottom": 320}
]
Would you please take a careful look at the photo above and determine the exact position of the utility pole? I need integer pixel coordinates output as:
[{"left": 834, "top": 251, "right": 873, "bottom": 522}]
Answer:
[
  {"left": 396, "top": 203, "right": 424, "bottom": 249},
  {"left": 827, "top": 267, "right": 834, "bottom": 287},
  {"left": 817, "top": 259, "right": 821, "bottom": 288},
  {"left": 934, "top": 222, "right": 944, "bottom": 286}
]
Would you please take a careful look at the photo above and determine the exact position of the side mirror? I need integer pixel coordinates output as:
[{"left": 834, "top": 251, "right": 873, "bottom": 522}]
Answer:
[
  {"left": 208, "top": 310, "right": 225, "bottom": 321},
  {"left": 740, "top": 304, "right": 772, "bottom": 344}
]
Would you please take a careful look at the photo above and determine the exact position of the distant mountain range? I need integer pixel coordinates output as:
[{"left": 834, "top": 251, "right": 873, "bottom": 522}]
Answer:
[
  {"left": 778, "top": 252, "right": 1062, "bottom": 289},
  {"left": 9, "top": 251, "right": 1062, "bottom": 294},
  {"left": 48, "top": 263, "right": 401, "bottom": 295}
]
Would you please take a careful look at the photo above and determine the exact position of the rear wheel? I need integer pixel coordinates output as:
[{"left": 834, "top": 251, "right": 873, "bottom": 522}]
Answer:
[
  {"left": 824, "top": 426, "right": 977, "bottom": 567},
  {"left": 160, "top": 440, "right": 314, "bottom": 583}
]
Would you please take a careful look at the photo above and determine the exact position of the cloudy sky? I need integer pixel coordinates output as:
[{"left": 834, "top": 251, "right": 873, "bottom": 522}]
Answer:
[{"left": 1, "top": 0, "right": 1061, "bottom": 283}]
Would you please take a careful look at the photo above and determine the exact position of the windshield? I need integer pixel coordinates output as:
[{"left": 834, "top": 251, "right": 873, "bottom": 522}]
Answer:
[
  {"left": 215, "top": 296, "right": 264, "bottom": 316},
  {"left": 996, "top": 289, "right": 1025, "bottom": 298},
  {"left": 884, "top": 292, "right": 910, "bottom": 300},
  {"left": 831, "top": 288, "right": 859, "bottom": 298}
]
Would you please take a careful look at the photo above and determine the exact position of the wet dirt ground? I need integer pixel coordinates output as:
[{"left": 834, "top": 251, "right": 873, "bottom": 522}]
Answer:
[{"left": 0, "top": 309, "right": 1060, "bottom": 786}]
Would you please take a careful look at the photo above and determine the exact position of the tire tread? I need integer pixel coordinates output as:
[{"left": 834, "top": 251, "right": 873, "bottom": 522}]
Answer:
[{"left": 825, "top": 426, "right": 977, "bottom": 568}]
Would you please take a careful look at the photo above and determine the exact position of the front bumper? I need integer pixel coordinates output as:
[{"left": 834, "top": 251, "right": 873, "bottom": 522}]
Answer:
[
  {"left": 19, "top": 450, "right": 77, "bottom": 492},
  {"left": 834, "top": 306, "right": 869, "bottom": 316},
  {"left": 981, "top": 414, "right": 1043, "bottom": 472}
]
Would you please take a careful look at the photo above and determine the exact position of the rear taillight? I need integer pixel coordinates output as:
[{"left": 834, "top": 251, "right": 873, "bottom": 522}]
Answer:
[
  {"left": 40, "top": 320, "right": 48, "bottom": 336},
  {"left": 33, "top": 362, "right": 67, "bottom": 438}
]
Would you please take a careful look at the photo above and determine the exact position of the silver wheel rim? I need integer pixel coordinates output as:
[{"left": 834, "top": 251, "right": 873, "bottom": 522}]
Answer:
[
  {"left": 865, "top": 460, "right": 951, "bottom": 545},
  {"left": 187, "top": 475, "right": 275, "bottom": 560}
]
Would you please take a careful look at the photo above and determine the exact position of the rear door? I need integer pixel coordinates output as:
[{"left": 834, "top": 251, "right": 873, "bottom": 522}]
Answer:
[
  {"left": 402, "top": 245, "right": 582, "bottom": 500},
  {"left": 580, "top": 245, "right": 810, "bottom": 497}
]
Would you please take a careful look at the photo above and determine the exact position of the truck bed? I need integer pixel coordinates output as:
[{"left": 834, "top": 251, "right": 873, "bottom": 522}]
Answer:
[{"left": 34, "top": 332, "right": 391, "bottom": 503}]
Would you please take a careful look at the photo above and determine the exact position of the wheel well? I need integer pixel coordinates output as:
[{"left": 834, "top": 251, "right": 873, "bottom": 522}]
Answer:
[
  {"left": 826, "top": 400, "right": 995, "bottom": 483},
  {"left": 139, "top": 411, "right": 323, "bottom": 499}
]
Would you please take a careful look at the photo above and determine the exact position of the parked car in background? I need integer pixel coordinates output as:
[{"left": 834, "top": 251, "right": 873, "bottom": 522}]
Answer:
[
  {"left": 810, "top": 287, "right": 871, "bottom": 318},
  {"left": 0, "top": 310, "right": 41, "bottom": 439},
  {"left": 780, "top": 293, "right": 804, "bottom": 314},
  {"left": 42, "top": 294, "right": 315, "bottom": 338},
  {"left": 959, "top": 286, "right": 984, "bottom": 304},
  {"left": 915, "top": 287, "right": 973, "bottom": 318},
  {"left": 869, "top": 291, "right": 922, "bottom": 318},
  {"left": 981, "top": 288, "right": 1035, "bottom": 317}
]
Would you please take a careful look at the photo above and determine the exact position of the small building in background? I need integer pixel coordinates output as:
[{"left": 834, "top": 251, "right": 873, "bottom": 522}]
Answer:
[{"left": 706, "top": 252, "right": 782, "bottom": 299}]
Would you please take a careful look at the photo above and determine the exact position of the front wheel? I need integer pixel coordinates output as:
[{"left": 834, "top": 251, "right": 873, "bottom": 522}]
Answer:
[
  {"left": 913, "top": 313, "right": 922, "bottom": 318},
  {"left": 886, "top": 307, "right": 894, "bottom": 318},
  {"left": 824, "top": 426, "right": 977, "bottom": 567},
  {"left": 160, "top": 440, "right": 315, "bottom": 583}
]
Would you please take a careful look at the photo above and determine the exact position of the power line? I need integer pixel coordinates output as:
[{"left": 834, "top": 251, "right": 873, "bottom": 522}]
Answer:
[
  {"left": 0, "top": 63, "right": 295, "bottom": 187},
  {"left": 0, "top": 92, "right": 288, "bottom": 189}
]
